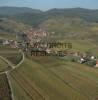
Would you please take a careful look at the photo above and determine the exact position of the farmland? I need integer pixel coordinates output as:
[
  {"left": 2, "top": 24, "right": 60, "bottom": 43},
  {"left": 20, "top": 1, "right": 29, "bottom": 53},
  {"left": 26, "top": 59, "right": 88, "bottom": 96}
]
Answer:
[
  {"left": 0, "top": 74, "right": 12, "bottom": 100},
  {"left": 0, "top": 46, "right": 24, "bottom": 100},
  {"left": 0, "top": 47, "right": 22, "bottom": 65},
  {"left": 0, "top": 33, "right": 16, "bottom": 40},
  {"left": 1, "top": 6, "right": 98, "bottom": 100},
  {"left": 0, "top": 32, "right": 98, "bottom": 100},
  {"left": 9, "top": 56, "right": 98, "bottom": 100},
  {"left": 53, "top": 39, "right": 98, "bottom": 55},
  {"left": 0, "top": 58, "right": 9, "bottom": 72}
]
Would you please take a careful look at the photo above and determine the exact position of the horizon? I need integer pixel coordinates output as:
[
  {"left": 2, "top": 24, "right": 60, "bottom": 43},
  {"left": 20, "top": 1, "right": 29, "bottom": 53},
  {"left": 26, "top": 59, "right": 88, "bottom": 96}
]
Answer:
[
  {"left": 0, "top": 0, "right": 98, "bottom": 11},
  {"left": 0, "top": 6, "right": 98, "bottom": 12}
]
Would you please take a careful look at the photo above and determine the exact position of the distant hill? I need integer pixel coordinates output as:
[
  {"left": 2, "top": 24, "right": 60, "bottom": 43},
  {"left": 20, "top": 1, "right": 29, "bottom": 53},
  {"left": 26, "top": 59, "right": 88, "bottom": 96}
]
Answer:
[
  {"left": 0, "top": 7, "right": 98, "bottom": 24},
  {"left": 0, "top": 7, "right": 98, "bottom": 41},
  {"left": 7, "top": 7, "right": 98, "bottom": 26},
  {"left": 0, "top": 7, "right": 42, "bottom": 15},
  {"left": 0, "top": 18, "right": 31, "bottom": 35},
  {"left": 46, "top": 8, "right": 98, "bottom": 22}
]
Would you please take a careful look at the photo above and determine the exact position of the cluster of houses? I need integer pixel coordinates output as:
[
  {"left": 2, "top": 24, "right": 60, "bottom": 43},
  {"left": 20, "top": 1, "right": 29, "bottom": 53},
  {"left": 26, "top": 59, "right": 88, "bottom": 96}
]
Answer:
[
  {"left": 70, "top": 51, "right": 98, "bottom": 68},
  {"left": 0, "top": 38, "right": 18, "bottom": 48},
  {"left": 23, "top": 28, "right": 98, "bottom": 68},
  {"left": 30, "top": 45, "right": 98, "bottom": 68},
  {"left": 24, "top": 28, "right": 49, "bottom": 46},
  {"left": 1, "top": 27, "right": 96, "bottom": 68}
]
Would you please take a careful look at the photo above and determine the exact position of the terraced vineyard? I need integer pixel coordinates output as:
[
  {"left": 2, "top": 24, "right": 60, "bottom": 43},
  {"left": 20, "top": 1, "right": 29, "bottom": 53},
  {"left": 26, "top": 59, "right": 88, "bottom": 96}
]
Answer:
[
  {"left": 0, "top": 74, "right": 12, "bottom": 100},
  {"left": 9, "top": 56, "right": 98, "bottom": 100}
]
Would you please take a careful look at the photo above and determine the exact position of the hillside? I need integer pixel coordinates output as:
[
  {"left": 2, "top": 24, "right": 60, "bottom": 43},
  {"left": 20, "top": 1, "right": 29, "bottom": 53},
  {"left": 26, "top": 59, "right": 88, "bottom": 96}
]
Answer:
[
  {"left": 0, "top": 7, "right": 98, "bottom": 40},
  {"left": 40, "top": 17, "right": 98, "bottom": 40},
  {"left": 0, "top": 7, "right": 42, "bottom": 15},
  {"left": 5, "top": 7, "right": 97, "bottom": 41},
  {"left": 11, "top": 8, "right": 98, "bottom": 25},
  {"left": 0, "top": 18, "right": 30, "bottom": 33},
  {"left": 46, "top": 8, "right": 98, "bottom": 22},
  {"left": 0, "top": 7, "right": 98, "bottom": 24},
  {"left": 0, "top": 18, "right": 31, "bottom": 40}
]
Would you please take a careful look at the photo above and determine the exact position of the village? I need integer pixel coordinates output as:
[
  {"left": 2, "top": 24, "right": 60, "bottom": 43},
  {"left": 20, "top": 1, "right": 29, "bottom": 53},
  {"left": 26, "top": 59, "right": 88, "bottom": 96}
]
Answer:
[{"left": 0, "top": 28, "right": 98, "bottom": 68}]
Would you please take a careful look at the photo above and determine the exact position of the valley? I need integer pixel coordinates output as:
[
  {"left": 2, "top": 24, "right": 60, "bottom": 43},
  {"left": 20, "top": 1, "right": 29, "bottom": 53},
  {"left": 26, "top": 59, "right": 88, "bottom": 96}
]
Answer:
[{"left": 0, "top": 6, "right": 98, "bottom": 100}]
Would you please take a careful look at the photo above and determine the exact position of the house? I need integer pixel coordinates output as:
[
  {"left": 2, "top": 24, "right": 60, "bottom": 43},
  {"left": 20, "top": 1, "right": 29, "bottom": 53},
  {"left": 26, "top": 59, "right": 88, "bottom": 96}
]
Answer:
[
  {"left": 9, "top": 40, "right": 18, "bottom": 48},
  {"left": 74, "top": 52, "right": 79, "bottom": 57},
  {"left": 95, "top": 61, "right": 98, "bottom": 67},
  {"left": 91, "top": 56, "right": 95, "bottom": 60},
  {"left": 46, "top": 48, "right": 51, "bottom": 54},
  {"left": 80, "top": 58, "right": 85, "bottom": 63},
  {"left": 3, "top": 40, "right": 9, "bottom": 45}
]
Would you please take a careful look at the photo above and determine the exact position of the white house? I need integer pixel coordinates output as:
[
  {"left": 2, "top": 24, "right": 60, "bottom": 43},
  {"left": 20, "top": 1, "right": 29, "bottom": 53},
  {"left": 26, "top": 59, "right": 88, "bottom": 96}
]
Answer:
[{"left": 3, "top": 40, "right": 9, "bottom": 45}]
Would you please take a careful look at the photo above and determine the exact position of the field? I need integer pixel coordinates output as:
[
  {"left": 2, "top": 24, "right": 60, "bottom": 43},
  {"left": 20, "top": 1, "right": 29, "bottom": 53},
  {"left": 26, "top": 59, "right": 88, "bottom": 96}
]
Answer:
[
  {"left": 0, "top": 46, "right": 15, "bottom": 72},
  {"left": 0, "top": 58, "right": 9, "bottom": 72},
  {"left": 0, "top": 46, "right": 22, "bottom": 65},
  {"left": 55, "top": 39, "right": 98, "bottom": 54},
  {"left": 0, "top": 33, "right": 16, "bottom": 40},
  {"left": 9, "top": 55, "right": 98, "bottom": 100},
  {"left": 0, "top": 74, "right": 12, "bottom": 100},
  {"left": 0, "top": 39, "right": 98, "bottom": 100}
]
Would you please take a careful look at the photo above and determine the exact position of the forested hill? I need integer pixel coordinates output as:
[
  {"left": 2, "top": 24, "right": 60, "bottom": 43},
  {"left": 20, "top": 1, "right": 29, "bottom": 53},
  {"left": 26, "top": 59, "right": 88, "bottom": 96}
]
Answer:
[
  {"left": 0, "top": 7, "right": 42, "bottom": 15},
  {"left": 0, "top": 7, "right": 98, "bottom": 25},
  {"left": 5, "top": 7, "right": 98, "bottom": 28},
  {"left": 0, "top": 7, "right": 98, "bottom": 40}
]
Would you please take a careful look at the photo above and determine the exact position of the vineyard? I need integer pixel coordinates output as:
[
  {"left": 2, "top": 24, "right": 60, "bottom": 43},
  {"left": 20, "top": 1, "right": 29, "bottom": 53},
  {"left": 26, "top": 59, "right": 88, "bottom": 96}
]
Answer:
[
  {"left": 0, "top": 74, "right": 12, "bottom": 100},
  {"left": 0, "top": 45, "right": 25, "bottom": 100}
]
